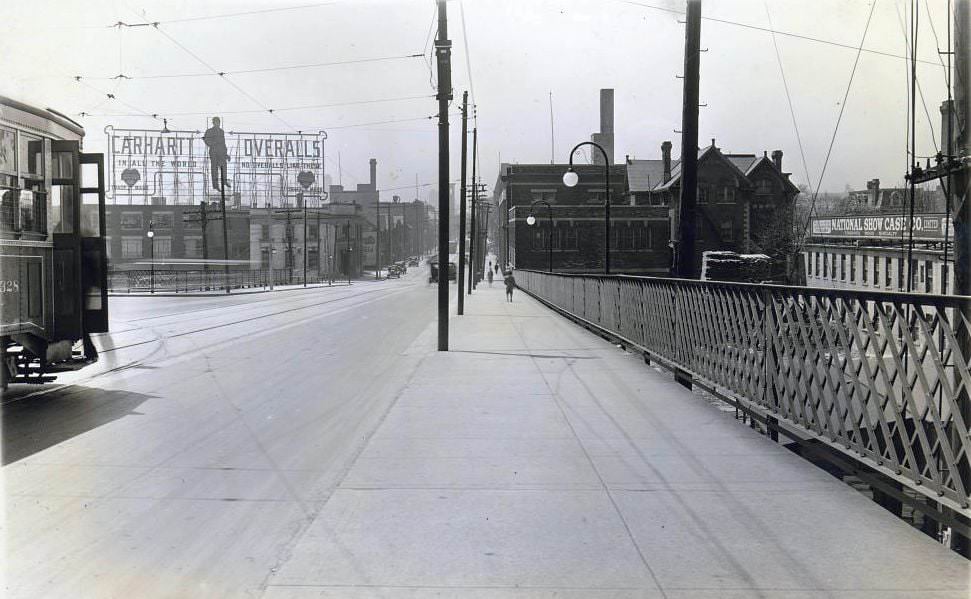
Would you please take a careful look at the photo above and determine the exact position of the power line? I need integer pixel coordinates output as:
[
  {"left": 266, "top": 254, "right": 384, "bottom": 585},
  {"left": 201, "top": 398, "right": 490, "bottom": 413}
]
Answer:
[
  {"left": 458, "top": 0, "right": 477, "bottom": 106},
  {"left": 799, "top": 0, "right": 877, "bottom": 240},
  {"left": 619, "top": 0, "right": 943, "bottom": 67},
  {"left": 111, "top": 2, "right": 338, "bottom": 27},
  {"left": 74, "top": 53, "right": 424, "bottom": 81},
  {"left": 764, "top": 2, "right": 813, "bottom": 192},
  {"left": 894, "top": 0, "right": 939, "bottom": 154},
  {"left": 80, "top": 94, "right": 435, "bottom": 117},
  {"left": 151, "top": 23, "right": 298, "bottom": 131}
]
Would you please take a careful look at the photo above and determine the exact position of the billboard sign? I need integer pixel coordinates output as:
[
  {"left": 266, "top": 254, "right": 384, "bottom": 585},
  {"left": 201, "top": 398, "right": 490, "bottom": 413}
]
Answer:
[
  {"left": 810, "top": 213, "right": 949, "bottom": 241},
  {"left": 105, "top": 125, "right": 327, "bottom": 206}
]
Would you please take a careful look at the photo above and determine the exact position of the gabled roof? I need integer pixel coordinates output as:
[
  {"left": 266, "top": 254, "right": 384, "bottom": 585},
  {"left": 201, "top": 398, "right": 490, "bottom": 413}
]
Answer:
[
  {"left": 725, "top": 154, "right": 758, "bottom": 175},
  {"left": 745, "top": 155, "right": 801, "bottom": 193},
  {"left": 626, "top": 159, "right": 666, "bottom": 193}
]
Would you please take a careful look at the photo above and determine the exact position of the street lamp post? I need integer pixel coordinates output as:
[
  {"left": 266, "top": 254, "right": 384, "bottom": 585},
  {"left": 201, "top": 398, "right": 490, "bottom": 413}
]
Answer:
[
  {"left": 563, "top": 141, "right": 611, "bottom": 274},
  {"left": 146, "top": 221, "right": 155, "bottom": 293},
  {"left": 526, "top": 200, "right": 553, "bottom": 273}
]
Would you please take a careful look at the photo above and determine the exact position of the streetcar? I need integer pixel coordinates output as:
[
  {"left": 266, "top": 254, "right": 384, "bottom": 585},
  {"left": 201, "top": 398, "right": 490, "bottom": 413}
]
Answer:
[{"left": 1, "top": 96, "right": 108, "bottom": 387}]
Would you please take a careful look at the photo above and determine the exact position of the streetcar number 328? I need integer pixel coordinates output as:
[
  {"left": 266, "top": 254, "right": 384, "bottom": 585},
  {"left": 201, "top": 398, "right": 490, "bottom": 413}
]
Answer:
[{"left": 0, "top": 280, "right": 21, "bottom": 293}]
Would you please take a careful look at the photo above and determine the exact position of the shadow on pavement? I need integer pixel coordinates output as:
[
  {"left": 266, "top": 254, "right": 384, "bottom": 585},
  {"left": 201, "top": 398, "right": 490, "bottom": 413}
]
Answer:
[{"left": 2, "top": 386, "right": 153, "bottom": 465}]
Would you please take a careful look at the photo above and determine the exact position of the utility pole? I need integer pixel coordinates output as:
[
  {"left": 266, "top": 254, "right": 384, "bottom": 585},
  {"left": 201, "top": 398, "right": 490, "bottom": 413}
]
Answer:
[
  {"left": 951, "top": 0, "right": 970, "bottom": 558},
  {"left": 301, "top": 192, "right": 308, "bottom": 287},
  {"left": 220, "top": 162, "right": 231, "bottom": 293},
  {"left": 468, "top": 126, "right": 477, "bottom": 294},
  {"left": 266, "top": 200, "right": 274, "bottom": 290},
  {"left": 435, "top": 0, "right": 452, "bottom": 351},
  {"left": 673, "top": 0, "right": 702, "bottom": 279},
  {"left": 458, "top": 91, "right": 468, "bottom": 315},
  {"left": 183, "top": 201, "right": 222, "bottom": 289},
  {"left": 376, "top": 197, "right": 381, "bottom": 279}
]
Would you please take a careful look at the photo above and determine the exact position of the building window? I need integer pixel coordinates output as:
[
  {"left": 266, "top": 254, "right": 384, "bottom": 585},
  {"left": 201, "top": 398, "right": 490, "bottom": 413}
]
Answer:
[
  {"left": 309, "top": 224, "right": 319, "bottom": 240},
  {"left": 565, "top": 226, "right": 578, "bottom": 250},
  {"left": 308, "top": 248, "right": 319, "bottom": 269},
  {"left": 154, "top": 237, "right": 172, "bottom": 259},
  {"left": 925, "top": 260, "right": 933, "bottom": 293},
  {"left": 840, "top": 254, "right": 846, "bottom": 281},
  {"left": 814, "top": 252, "right": 820, "bottom": 276},
  {"left": 756, "top": 179, "right": 771, "bottom": 195},
  {"left": 697, "top": 185, "right": 709, "bottom": 204},
  {"left": 121, "top": 237, "right": 142, "bottom": 259},
  {"left": 153, "top": 212, "right": 174, "bottom": 229},
  {"left": 261, "top": 224, "right": 270, "bottom": 240},
  {"left": 720, "top": 187, "right": 736, "bottom": 204},
  {"left": 531, "top": 229, "right": 545, "bottom": 250},
  {"left": 831, "top": 253, "right": 836, "bottom": 279},
  {"left": 184, "top": 236, "right": 202, "bottom": 258},
  {"left": 823, "top": 252, "right": 828, "bottom": 278},
  {"left": 551, "top": 227, "right": 562, "bottom": 250},
  {"left": 120, "top": 212, "right": 143, "bottom": 229},
  {"left": 872, "top": 256, "right": 878, "bottom": 286},
  {"left": 850, "top": 254, "right": 856, "bottom": 282},
  {"left": 862, "top": 254, "right": 867, "bottom": 283},
  {"left": 885, "top": 256, "right": 892, "bottom": 287},
  {"left": 261, "top": 248, "right": 270, "bottom": 269},
  {"left": 941, "top": 263, "right": 949, "bottom": 294},
  {"left": 897, "top": 258, "right": 905, "bottom": 290}
]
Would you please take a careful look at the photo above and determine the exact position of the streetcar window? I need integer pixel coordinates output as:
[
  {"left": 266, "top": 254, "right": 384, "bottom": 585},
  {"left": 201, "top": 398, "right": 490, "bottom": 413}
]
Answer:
[
  {"left": 0, "top": 128, "right": 16, "bottom": 174},
  {"left": 80, "top": 197, "right": 101, "bottom": 237},
  {"left": 50, "top": 184, "right": 75, "bottom": 234},
  {"left": 0, "top": 187, "right": 16, "bottom": 231},
  {"left": 52, "top": 149, "right": 74, "bottom": 179},
  {"left": 19, "top": 134, "right": 44, "bottom": 177}
]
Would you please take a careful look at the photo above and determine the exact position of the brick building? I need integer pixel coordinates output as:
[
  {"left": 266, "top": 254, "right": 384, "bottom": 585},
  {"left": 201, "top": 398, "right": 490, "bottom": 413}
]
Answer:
[{"left": 628, "top": 140, "right": 800, "bottom": 279}]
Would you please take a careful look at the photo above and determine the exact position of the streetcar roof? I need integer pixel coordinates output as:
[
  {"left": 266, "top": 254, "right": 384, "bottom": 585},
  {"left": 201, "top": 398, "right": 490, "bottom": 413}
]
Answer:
[{"left": 0, "top": 95, "right": 85, "bottom": 138}]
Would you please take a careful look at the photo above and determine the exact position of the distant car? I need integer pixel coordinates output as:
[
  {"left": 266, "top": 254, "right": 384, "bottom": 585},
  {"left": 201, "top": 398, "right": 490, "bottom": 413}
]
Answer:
[
  {"left": 408, "top": 258, "right": 419, "bottom": 267},
  {"left": 387, "top": 264, "right": 402, "bottom": 278}
]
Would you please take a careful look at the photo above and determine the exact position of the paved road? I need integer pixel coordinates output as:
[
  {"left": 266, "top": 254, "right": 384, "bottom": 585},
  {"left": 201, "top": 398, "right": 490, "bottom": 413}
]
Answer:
[{"left": 2, "top": 267, "right": 441, "bottom": 598}]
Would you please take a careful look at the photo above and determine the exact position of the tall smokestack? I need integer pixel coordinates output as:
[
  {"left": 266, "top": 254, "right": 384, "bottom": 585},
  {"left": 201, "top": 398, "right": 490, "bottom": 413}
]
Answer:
[
  {"left": 591, "top": 88, "right": 614, "bottom": 165},
  {"left": 369, "top": 158, "right": 377, "bottom": 189}
]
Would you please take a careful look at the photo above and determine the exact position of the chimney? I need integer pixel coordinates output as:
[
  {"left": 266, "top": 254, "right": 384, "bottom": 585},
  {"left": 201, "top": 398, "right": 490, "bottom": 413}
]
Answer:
[
  {"left": 771, "top": 150, "right": 783, "bottom": 171},
  {"left": 369, "top": 158, "right": 377, "bottom": 189},
  {"left": 591, "top": 88, "right": 614, "bottom": 165},
  {"left": 866, "top": 178, "right": 880, "bottom": 207},
  {"left": 661, "top": 141, "right": 672, "bottom": 183}
]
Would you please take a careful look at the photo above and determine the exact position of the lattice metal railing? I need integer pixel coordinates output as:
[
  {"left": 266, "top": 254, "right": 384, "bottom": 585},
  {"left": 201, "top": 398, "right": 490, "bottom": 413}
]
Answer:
[{"left": 517, "top": 269, "right": 971, "bottom": 510}]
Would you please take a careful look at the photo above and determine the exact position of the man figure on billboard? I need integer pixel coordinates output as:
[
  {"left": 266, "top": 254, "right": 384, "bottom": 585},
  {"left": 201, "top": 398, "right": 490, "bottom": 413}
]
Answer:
[{"left": 203, "top": 116, "right": 230, "bottom": 191}]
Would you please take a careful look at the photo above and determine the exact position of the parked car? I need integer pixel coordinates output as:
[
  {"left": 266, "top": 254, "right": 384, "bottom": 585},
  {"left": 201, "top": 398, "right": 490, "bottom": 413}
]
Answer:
[{"left": 408, "top": 258, "right": 419, "bottom": 267}]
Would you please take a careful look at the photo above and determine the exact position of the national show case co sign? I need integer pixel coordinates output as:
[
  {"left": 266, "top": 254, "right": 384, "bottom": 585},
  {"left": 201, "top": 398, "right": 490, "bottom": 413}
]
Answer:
[{"left": 104, "top": 125, "right": 327, "bottom": 205}]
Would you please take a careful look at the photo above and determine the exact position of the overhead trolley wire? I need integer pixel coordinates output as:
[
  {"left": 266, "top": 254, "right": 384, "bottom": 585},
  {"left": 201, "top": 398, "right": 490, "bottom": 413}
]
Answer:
[
  {"left": 150, "top": 22, "right": 299, "bottom": 131},
  {"left": 619, "top": 0, "right": 942, "bottom": 67},
  {"left": 74, "top": 53, "right": 424, "bottom": 81},
  {"left": 894, "top": 0, "right": 939, "bottom": 153},
  {"left": 80, "top": 94, "right": 436, "bottom": 118},
  {"left": 763, "top": 2, "right": 813, "bottom": 195},
  {"left": 799, "top": 0, "right": 878, "bottom": 240}
]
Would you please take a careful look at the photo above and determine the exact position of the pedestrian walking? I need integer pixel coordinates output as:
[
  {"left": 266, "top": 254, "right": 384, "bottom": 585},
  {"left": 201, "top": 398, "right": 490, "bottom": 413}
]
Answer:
[
  {"left": 494, "top": 263, "right": 499, "bottom": 275},
  {"left": 487, "top": 268, "right": 494, "bottom": 286},
  {"left": 503, "top": 270, "right": 516, "bottom": 302}
]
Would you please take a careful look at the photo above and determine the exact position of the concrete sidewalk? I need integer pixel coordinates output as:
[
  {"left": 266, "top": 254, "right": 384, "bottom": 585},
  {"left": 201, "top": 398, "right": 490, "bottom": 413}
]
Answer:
[{"left": 266, "top": 284, "right": 970, "bottom": 598}]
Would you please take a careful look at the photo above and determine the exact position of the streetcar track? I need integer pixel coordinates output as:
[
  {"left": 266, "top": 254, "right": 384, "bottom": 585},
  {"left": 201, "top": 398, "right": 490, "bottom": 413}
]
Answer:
[
  {"left": 100, "top": 285, "right": 399, "bottom": 353},
  {"left": 1, "top": 283, "right": 421, "bottom": 406}
]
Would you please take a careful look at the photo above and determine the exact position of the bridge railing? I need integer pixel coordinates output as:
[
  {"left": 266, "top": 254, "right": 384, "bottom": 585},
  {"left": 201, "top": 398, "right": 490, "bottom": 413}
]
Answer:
[{"left": 517, "top": 269, "right": 971, "bottom": 511}]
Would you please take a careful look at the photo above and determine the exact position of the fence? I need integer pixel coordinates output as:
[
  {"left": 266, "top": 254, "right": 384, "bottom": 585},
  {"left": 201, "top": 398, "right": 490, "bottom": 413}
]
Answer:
[
  {"left": 517, "top": 269, "right": 971, "bottom": 513},
  {"left": 108, "top": 268, "right": 339, "bottom": 293}
]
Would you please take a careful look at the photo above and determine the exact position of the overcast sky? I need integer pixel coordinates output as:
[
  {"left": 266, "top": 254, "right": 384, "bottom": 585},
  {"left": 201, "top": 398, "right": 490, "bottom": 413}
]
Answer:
[{"left": 2, "top": 0, "right": 954, "bottom": 199}]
